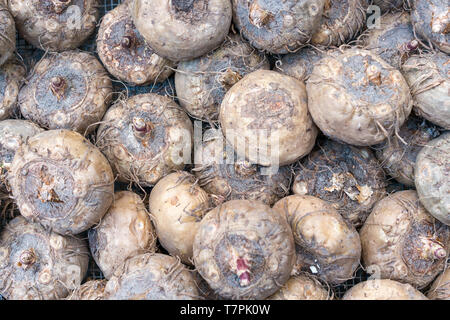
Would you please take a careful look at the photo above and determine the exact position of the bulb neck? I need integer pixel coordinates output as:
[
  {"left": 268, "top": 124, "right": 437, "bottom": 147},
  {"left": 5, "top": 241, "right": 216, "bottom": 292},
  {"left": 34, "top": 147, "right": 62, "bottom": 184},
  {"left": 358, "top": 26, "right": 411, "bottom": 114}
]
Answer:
[
  {"left": 50, "top": 76, "right": 67, "bottom": 101},
  {"left": 249, "top": 1, "right": 272, "bottom": 28},
  {"left": 132, "top": 117, "right": 154, "bottom": 139},
  {"left": 234, "top": 160, "right": 257, "bottom": 177},
  {"left": 19, "top": 249, "right": 37, "bottom": 269},
  {"left": 52, "top": 0, "right": 72, "bottom": 14}
]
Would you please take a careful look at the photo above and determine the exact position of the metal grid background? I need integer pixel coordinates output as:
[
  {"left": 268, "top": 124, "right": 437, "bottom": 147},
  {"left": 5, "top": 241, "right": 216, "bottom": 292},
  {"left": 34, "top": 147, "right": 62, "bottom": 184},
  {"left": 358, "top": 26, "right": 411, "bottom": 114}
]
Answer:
[{"left": 6, "top": 0, "right": 374, "bottom": 300}]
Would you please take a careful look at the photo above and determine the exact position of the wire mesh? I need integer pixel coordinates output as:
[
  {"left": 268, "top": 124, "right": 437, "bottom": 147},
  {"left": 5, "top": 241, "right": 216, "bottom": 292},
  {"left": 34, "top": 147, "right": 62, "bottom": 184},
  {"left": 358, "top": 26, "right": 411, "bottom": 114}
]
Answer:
[{"left": 2, "top": 0, "right": 375, "bottom": 301}]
